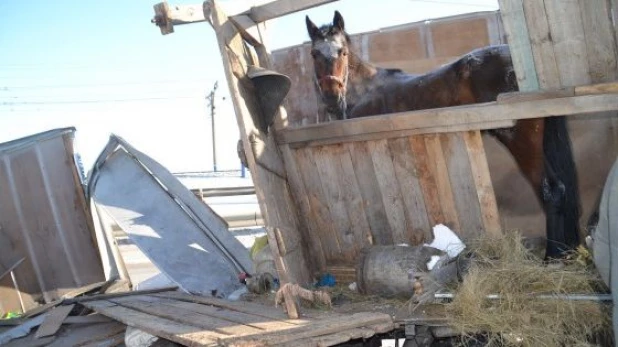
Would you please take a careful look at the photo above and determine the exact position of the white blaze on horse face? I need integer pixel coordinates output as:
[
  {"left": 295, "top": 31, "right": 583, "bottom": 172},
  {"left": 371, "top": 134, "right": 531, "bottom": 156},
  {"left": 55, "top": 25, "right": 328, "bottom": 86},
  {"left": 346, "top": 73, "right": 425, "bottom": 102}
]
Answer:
[{"left": 314, "top": 37, "right": 344, "bottom": 60}]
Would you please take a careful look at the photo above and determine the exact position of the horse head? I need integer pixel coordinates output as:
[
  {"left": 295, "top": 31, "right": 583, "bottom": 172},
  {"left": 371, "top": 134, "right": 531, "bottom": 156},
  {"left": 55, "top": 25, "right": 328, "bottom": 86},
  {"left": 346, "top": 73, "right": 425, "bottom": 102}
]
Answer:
[{"left": 306, "top": 11, "right": 350, "bottom": 120}]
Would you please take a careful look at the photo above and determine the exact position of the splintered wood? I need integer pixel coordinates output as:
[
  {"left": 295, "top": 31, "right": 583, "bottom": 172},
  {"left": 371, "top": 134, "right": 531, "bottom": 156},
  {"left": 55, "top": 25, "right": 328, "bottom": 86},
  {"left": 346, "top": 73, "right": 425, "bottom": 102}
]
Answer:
[{"left": 82, "top": 291, "right": 394, "bottom": 347}]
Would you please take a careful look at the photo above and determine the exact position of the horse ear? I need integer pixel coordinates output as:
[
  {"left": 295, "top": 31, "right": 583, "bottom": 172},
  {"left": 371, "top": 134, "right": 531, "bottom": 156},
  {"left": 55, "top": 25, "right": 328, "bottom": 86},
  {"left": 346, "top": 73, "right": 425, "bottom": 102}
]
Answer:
[
  {"left": 333, "top": 11, "right": 345, "bottom": 31},
  {"left": 305, "top": 15, "right": 321, "bottom": 40}
]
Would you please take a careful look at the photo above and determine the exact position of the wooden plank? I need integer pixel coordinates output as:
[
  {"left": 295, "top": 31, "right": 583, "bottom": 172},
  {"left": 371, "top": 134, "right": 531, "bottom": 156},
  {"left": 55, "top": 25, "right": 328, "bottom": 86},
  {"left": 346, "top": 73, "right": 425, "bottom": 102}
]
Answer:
[
  {"left": 109, "top": 297, "right": 263, "bottom": 336},
  {"left": 424, "top": 135, "right": 460, "bottom": 233},
  {"left": 543, "top": 0, "right": 590, "bottom": 87},
  {"left": 345, "top": 142, "right": 393, "bottom": 245},
  {"left": 152, "top": 2, "right": 174, "bottom": 34},
  {"left": 60, "top": 280, "right": 114, "bottom": 300},
  {"left": 277, "top": 93, "right": 618, "bottom": 146},
  {"left": 294, "top": 148, "right": 342, "bottom": 261},
  {"left": 286, "top": 322, "right": 395, "bottom": 347},
  {"left": 286, "top": 120, "right": 515, "bottom": 149},
  {"left": 223, "top": 312, "right": 392, "bottom": 346},
  {"left": 280, "top": 145, "right": 327, "bottom": 272},
  {"left": 45, "top": 322, "right": 126, "bottom": 347},
  {"left": 249, "top": 133, "right": 286, "bottom": 179},
  {"left": 79, "top": 331, "right": 125, "bottom": 347},
  {"left": 135, "top": 295, "right": 300, "bottom": 331},
  {"left": 151, "top": 291, "right": 306, "bottom": 323},
  {"left": 245, "top": 0, "right": 338, "bottom": 23},
  {"left": 368, "top": 140, "right": 409, "bottom": 244},
  {"left": 63, "top": 314, "right": 112, "bottom": 325},
  {"left": 578, "top": 0, "right": 617, "bottom": 82},
  {"left": 518, "top": 1, "right": 555, "bottom": 88},
  {"left": 34, "top": 304, "right": 74, "bottom": 338},
  {"left": 337, "top": 148, "right": 373, "bottom": 250},
  {"left": 575, "top": 82, "right": 618, "bottom": 95},
  {"left": 388, "top": 137, "right": 432, "bottom": 244},
  {"left": 312, "top": 146, "right": 356, "bottom": 261},
  {"left": 83, "top": 300, "right": 224, "bottom": 347},
  {"left": 208, "top": 0, "right": 310, "bottom": 286},
  {"left": 497, "top": 88, "right": 574, "bottom": 104},
  {"left": 440, "top": 133, "right": 484, "bottom": 239},
  {"left": 409, "top": 136, "right": 444, "bottom": 231},
  {"left": 463, "top": 131, "right": 501, "bottom": 235},
  {"left": 62, "top": 286, "right": 177, "bottom": 305}
]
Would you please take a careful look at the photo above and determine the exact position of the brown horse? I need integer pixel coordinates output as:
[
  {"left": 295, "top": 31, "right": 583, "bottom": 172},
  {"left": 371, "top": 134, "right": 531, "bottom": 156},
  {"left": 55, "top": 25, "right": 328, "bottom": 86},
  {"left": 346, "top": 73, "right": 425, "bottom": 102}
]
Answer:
[{"left": 305, "top": 11, "right": 581, "bottom": 259}]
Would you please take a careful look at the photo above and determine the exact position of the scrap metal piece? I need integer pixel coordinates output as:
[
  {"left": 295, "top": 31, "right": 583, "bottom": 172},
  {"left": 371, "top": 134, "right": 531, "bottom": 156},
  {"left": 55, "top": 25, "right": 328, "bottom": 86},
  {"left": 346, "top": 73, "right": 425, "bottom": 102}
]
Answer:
[{"left": 87, "top": 135, "right": 252, "bottom": 298}]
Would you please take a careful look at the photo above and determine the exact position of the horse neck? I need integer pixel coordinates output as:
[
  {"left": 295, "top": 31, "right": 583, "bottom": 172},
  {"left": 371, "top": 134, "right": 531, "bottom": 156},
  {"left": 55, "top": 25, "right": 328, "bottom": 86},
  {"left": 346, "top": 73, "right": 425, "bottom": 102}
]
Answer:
[
  {"left": 346, "top": 50, "right": 402, "bottom": 107},
  {"left": 345, "top": 51, "right": 379, "bottom": 104}
]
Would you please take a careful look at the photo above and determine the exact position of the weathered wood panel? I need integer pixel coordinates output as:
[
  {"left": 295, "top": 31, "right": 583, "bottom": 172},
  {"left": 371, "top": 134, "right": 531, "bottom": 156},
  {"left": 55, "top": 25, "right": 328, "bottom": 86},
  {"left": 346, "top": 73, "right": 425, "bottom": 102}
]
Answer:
[
  {"left": 207, "top": 0, "right": 312, "bottom": 285},
  {"left": 284, "top": 131, "right": 499, "bottom": 265},
  {"left": 272, "top": 11, "right": 505, "bottom": 127}
]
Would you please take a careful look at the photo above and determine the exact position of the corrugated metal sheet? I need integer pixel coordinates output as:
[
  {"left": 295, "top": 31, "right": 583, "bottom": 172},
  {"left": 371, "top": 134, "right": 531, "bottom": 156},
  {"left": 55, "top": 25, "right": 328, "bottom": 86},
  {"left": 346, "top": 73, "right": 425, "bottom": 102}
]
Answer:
[{"left": 0, "top": 128, "right": 104, "bottom": 314}]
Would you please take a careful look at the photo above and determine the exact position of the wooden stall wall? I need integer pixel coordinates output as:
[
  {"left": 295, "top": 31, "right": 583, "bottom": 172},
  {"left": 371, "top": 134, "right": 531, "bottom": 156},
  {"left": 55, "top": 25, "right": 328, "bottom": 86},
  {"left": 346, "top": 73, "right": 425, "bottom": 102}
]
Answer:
[
  {"left": 0, "top": 128, "right": 104, "bottom": 314},
  {"left": 272, "top": 11, "right": 505, "bottom": 127},
  {"left": 273, "top": 6, "right": 618, "bottom": 241},
  {"left": 283, "top": 132, "right": 500, "bottom": 266}
]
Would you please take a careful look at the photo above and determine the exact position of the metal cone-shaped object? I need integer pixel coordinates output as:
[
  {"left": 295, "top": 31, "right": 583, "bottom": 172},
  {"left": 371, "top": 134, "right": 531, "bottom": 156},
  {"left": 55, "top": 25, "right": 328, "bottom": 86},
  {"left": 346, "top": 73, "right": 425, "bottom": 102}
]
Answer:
[{"left": 247, "top": 65, "right": 291, "bottom": 133}]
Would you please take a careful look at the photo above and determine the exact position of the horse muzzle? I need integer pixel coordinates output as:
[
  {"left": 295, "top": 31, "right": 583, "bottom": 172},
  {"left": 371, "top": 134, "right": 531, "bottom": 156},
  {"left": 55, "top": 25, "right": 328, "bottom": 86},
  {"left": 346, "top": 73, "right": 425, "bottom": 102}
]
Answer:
[{"left": 318, "top": 75, "right": 345, "bottom": 95}]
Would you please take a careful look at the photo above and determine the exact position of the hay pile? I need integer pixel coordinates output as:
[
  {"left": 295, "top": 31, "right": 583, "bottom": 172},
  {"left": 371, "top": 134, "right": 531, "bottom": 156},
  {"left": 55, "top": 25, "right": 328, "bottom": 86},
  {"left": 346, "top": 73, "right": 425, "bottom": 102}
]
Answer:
[{"left": 444, "top": 231, "right": 612, "bottom": 346}]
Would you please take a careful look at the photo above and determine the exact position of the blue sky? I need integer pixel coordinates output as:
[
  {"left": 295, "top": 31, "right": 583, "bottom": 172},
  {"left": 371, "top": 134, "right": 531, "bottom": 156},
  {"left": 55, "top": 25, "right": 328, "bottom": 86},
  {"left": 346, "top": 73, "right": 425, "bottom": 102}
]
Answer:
[{"left": 0, "top": 0, "right": 498, "bottom": 173}]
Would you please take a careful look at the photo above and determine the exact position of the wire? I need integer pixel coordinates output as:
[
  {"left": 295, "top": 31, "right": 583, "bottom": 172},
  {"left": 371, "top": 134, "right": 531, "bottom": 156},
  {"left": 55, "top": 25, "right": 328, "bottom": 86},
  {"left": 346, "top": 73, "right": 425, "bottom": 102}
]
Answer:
[
  {"left": 0, "top": 96, "right": 201, "bottom": 105},
  {"left": 0, "top": 78, "right": 212, "bottom": 90},
  {"left": 409, "top": 0, "right": 497, "bottom": 8}
]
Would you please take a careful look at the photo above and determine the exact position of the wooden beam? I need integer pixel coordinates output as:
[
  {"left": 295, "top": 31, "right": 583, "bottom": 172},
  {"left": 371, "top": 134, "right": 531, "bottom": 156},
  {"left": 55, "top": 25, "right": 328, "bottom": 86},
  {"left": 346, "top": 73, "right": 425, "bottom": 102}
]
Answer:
[
  {"left": 207, "top": 0, "right": 312, "bottom": 286},
  {"left": 497, "top": 0, "right": 539, "bottom": 91},
  {"left": 246, "top": 0, "right": 339, "bottom": 23},
  {"left": 152, "top": 2, "right": 206, "bottom": 35},
  {"left": 285, "top": 120, "right": 515, "bottom": 148},
  {"left": 277, "top": 85, "right": 618, "bottom": 147}
]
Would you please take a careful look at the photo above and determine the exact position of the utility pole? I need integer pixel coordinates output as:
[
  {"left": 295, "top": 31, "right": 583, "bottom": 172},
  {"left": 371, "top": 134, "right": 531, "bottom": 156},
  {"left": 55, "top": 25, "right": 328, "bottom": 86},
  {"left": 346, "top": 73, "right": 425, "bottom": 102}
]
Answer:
[{"left": 206, "top": 81, "right": 218, "bottom": 172}]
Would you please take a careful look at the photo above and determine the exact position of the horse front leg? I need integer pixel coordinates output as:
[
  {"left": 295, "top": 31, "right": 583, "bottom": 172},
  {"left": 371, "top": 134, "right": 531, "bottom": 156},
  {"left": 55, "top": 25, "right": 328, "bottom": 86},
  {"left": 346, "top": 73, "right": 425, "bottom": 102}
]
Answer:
[{"left": 489, "top": 118, "right": 581, "bottom": 259}]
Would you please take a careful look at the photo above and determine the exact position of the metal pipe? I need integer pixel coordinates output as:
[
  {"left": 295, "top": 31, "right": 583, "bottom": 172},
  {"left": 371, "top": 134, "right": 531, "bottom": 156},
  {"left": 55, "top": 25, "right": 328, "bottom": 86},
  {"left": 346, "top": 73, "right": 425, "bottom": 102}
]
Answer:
[
  {"left": 434, "top": 292, "right": 613, "bottom": 302},
  {"left": 192, "top": 186, "right": 255, "bottom": 197}
]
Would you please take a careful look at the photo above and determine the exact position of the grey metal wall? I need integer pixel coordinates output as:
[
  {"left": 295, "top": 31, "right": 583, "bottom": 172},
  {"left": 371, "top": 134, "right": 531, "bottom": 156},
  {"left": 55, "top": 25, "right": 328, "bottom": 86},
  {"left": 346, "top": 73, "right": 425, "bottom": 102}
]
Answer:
[{"left": 0, "top": 128, "right": 104, "bottom": 313}]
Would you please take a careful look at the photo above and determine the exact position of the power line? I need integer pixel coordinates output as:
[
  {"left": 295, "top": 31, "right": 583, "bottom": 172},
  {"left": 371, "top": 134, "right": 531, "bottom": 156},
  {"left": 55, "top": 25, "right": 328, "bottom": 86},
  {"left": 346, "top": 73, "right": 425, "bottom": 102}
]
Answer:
[
  {"left": 409, "top": 0, "right": 497, "bottom": 8},
  {"left": 0, "top": 78, "right": 213, "bottom": 90},
  {"left": 0, "top": 96, "right": 202, "bottom": 106}
]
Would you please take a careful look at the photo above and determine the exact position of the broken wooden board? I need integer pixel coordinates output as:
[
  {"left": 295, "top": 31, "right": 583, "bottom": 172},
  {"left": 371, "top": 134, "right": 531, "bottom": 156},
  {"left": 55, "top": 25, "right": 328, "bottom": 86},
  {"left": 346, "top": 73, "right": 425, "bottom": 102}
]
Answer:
[
  {"left": 83, "top": 293, "right": 394, "bottom": 346},
  {"left": 34, "top": 304, "right": 74, "bottom": 338}
]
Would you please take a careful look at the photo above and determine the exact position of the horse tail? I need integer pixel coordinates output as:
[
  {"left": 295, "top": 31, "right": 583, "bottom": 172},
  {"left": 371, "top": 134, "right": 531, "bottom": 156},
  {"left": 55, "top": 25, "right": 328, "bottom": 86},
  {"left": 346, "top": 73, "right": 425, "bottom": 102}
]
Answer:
[{"left": 542, "top": 116, "right": 581, "bottom": 258}]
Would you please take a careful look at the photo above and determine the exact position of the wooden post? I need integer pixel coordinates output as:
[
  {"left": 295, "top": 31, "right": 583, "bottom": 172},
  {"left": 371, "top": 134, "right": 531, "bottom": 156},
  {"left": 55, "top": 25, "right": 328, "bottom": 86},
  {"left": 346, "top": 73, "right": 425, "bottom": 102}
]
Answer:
[{"left": 205, "top": 0, "right": 312, "bottom": 286}]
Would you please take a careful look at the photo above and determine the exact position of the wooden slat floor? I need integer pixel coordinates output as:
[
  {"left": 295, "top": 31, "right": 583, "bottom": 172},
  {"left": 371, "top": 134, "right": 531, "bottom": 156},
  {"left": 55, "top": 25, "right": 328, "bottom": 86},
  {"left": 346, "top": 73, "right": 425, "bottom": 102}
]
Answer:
[{"left": 83, "top": 291, "right": 395, "bottom": 347}]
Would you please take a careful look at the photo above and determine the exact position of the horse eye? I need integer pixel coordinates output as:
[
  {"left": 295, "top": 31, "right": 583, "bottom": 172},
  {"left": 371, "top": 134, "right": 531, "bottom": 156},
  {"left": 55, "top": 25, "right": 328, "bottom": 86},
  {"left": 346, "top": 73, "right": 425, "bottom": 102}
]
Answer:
[{"left": 339, "top": 49, "right": 347, "bottom": 57}]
